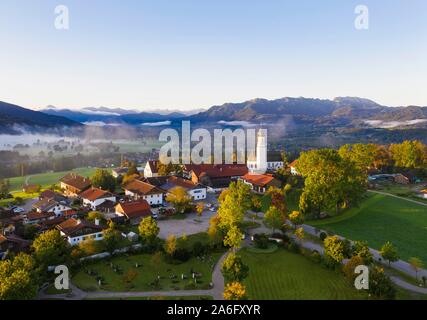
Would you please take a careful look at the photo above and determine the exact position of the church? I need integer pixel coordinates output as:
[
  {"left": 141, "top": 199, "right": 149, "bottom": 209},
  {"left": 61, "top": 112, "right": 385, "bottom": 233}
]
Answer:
[{"left": 246, "top": 130, "right": 284, "bottom": 174}]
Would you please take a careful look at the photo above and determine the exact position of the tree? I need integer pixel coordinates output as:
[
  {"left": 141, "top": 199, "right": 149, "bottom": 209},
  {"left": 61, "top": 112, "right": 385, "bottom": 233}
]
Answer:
[
  {"left": 297, "top": 149, "right": 366, "bottom": 217},
  {"left": 266, "top": 186, "right": 287, "bottom": 215},
  {"left": 288, "top": 210, "right": 304, "bottom": 228},
  {"left": 338, "top": 143, "right": 379, "bottom": 173},
  {"left": 294, "top": 227, "right": 305, "bottom": 241},
  {"left": 221, "top": 253, "right": 249, "bottom": 282},
  {"left": 264, "top": 206, "right": 285, "bottom": 233},
  {"left": 223, "top": 225, "right": 243, "bottom": 250},
  {"left": 251, "top": 196, "right": 262, "bottom": 213},
  {"left": 103, "top": 227, "right": 122, "bottom": 253},
  {"left": 368, "top": 266, "right": 396, "bottom": 299},
  {"left": 0, "top": 253, "right": 37, "bottom": 300},
  {"left": 164, "top": 234, "right": 177, "bottom": 256},
  {"left": 342, "top": 255, "right": 364, "bottom": 284},
  {"left": 0, "top": 179, "right": 10, "bottom": 199},
  {"left": 196, "top": 202, "right": 205, "bottom": 217},
  {"left": 138, "top": 216, "right": 159, "bottom": 244},
  {"left": 323, "top": 235, "right": 345, "bottom": 265},
  {"left": 353, "top": 241, "right": 373, "bottom": 265},
  {"left": 87, "top": 211, "right": 103, "bottom": 222},
  {"left": 223, "top": 281, "right": 247, "bottom": 300},
  {"left": 78, "top": 238, "right": 98, "bottom": 256},
  {"left": 127, "top": 162, "right": 139, "bottom": 176},
  {"left": 32, "top": 230, "right": 69, "bottom": 268},
  {"left": 208, "top": 215, "right": 223, "bottom": 245},
  {"left": 91, "top": 169, "right": 116, "bottom": 192},
  {"left": 380, "top": 242, "right": 399, "bottom": 267},
  {"left": 122, "top": 268, "right": 138, "bottom": 285},
  {"left": 389, "top": 140, "right": 427, "bottom": 169},
  {"left": 408, "top": 257, "right": 423, "bottom": 281},
  {"left": 166, "top": 187, "right": 192, "bottom": 214}
]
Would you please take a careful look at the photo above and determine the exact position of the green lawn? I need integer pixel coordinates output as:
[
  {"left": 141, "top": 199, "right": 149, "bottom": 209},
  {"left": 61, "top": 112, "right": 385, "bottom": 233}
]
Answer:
[
  {"left": 309, "top": 193, "right": 427, "bottom": 264},
  {"left": 73, "top": 251, "right": 223, "bottom": 292},
  {"left": 7, "top": 167, "right": 101, "bottom": 192},
  {"left": 240, "top": 248, "right": 367, "bottom": 300}
]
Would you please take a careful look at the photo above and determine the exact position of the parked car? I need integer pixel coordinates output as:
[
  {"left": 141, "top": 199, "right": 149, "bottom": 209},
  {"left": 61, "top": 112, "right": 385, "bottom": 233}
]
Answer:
[{"left": 12, "top": 207, "right": 25, "bottom": 214}]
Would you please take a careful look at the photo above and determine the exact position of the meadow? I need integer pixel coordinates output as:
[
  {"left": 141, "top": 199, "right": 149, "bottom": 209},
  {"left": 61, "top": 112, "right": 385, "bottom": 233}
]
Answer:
[
  {"left": 309, "top": 193, "right": 427, "bottom": 264},
  {"left": 240, "top": 248, "right": 367, "bottom": 300}
]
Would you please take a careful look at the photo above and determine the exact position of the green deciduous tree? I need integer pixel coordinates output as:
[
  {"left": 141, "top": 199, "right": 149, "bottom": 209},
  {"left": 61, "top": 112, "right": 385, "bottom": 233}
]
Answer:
[
  {"left": 380, "top": 241, "right": 399, "bottom": 267},
  {"left": 91, "top": 169, "right": 116, "bottom": 192},
  {"left": 264, "top": 206, "right": 286, "bottom": 233},
  {"left": 166, "top": 186, "right": 192, "bottom": 214},
  {"left": 32, "top": 230, "right": 69, "bottom": 268},
  {"left": 353, "top": 240, "right": 373, "bottom": 265},
  {"left": 408, "top": 257, "right": 423, "bottom": 280},
  {"left": 389, "top": 140, "right": 427, "bottom": 169}
]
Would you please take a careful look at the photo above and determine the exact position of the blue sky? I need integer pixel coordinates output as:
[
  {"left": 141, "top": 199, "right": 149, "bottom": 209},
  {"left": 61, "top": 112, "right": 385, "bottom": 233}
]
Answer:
[{"left": 0, "top": 0, "right": 426, "bottom": 110}]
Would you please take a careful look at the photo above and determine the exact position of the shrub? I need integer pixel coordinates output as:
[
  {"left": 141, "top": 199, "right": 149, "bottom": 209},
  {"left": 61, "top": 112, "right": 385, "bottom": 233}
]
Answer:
[
  {"left": 287, "top": 239, "right": 300, "bottom": 253},
  {"left": 192, "top": 241, "right": 207, "bottom": 256},
  {"left": 310, "top": 250, "right": 322, "bottom": 264},
  {"left": 319, "top": 232, "right": 327, "bottom": 241},
  {"left": 253, "top": 233, "right": 269, "bottom": 249},
  {"left": 172, "top": 248, "right": 191, "bottom": 262}
]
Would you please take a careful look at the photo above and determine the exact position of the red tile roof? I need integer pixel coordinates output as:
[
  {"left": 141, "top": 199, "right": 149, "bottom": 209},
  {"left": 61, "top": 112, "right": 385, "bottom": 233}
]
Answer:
[
  {"left": 60, "top": 173, "right": 91, "bottom": 191},
  {"left": 56, "top": 218, "right": 105, "bottom": 237},
  {"left": 124, "top": 180, "right": 164, "bottom": 196},
  {"left": 187, "top": 164, "right": 248, "bottom": 179},
  {"left": 289, "top": 159, "right": 298, "bottom": 167},
  {"left": 242, "top": 173, "right": 279, "bottom": 187},
  {"left": 115, "top": 200, "right": 152, "bottom": 219},
  {"left": 79, "top": 187, "right": 114, "bottom": 201}
]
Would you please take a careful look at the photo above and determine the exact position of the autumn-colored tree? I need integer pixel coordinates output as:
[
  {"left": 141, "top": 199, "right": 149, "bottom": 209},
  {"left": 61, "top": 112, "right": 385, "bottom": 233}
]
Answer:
[
  {"left": 264, "top": 206, "right": 286, "bottom": 233},
  {"left": 294, "top": 227, "right": 305, "bottom": 241},
  {"left": 353, "top": 241, "right": 373, "bottom": 265},
  {"left": 103, "top": 227, "right": 122, "bottom": 253},
  {"left": 342, "top": 255, "right": 364, "bottom": 284},
  {"left": 78, "top": 238, "right": 98, "bottom": 256},
  {"left": 221, "top": 253, "right": 249, "bottom": 282},
  {"left": 122, "top": 268, "right": 138, "bottom": 284},
  {"left": 368, "top": 266, "right": 396, "bottom": 299},
  {"left": 323, "top": 235, "right": 345, "bottom": 265},
  {"left": 164, "top": 234, "right": 177, "bottom": 256},
  {"left": 166, "top": 186, "right": 192, "bottom": 214},
  {"left": 223, "top": 225, "right": 243, "bottom": 250},
  {"left": 138, "top": 216, "right": 160, "bottom": 244},
  {"left": 223, "top": 281, "right": 247, "bottom": 300},
  {"left": 87, "top": 211, "right": 103, "bottom": 222},
  {"left": 0, "top": 253, "right": 38, "bottom": 300},
  {"left": 196, "top": 202, "right": 205, "bottom": 217},
  {"left": 389, "top": 140, "right": 427, "bottom": 169},
  {"left": 208, "top": 215, "right": 223, "bottom": 245},
  {"left": 266, "top": 186, "right": 287, "bottom": 215},
  {"left": 288, "top": 210, "right": 304, "bottom": 228}
]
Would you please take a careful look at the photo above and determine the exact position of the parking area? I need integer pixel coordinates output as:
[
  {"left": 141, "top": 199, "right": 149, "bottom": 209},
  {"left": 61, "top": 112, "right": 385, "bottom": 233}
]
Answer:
[{"left": 157, "top": 192, "right": 220, "bottom": 239}]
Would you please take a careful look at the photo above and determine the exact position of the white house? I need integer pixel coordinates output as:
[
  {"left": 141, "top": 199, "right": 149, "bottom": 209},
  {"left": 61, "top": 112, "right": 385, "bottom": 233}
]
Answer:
[
  {"left": 144, "top": 160, "right": 159, "bottom": 178},
  {"left": 32, "top": 199, "right": 72, "bottom": 217},
  {"left": 160, "top": 176, "right": 207, "bottom": 201},
  {"left": 124, "top": 179, "right": 164, "bottom": 205},
  {"left": 79, "top": 187, "right": 117, "bottom": 210},
  {"left": 56, "top": 218, "right": 106, "bottom": 246}
]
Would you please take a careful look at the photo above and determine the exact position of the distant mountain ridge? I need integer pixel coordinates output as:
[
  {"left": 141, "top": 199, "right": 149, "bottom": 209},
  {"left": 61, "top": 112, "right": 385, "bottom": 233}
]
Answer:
[{"left": 0, "top": 101, "right": 82, "bottom": 134}]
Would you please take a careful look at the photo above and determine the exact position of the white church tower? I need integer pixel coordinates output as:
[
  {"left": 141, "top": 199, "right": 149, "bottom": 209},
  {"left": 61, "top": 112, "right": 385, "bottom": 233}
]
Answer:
[{"left": 247, "top": 129, "right": 268, "bottom": 174}]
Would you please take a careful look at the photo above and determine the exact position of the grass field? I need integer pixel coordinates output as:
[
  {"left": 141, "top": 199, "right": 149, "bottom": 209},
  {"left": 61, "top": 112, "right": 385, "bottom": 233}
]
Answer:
[
  {"left": 73, "top": 251, "right": 223, "bottom": 292},
  {"left": 240, "top": 248, "right": 367, "bottom": 300},
  {"left": 309, "top": 193, "right": 427, "bottom": 264},
  {"left": 7, "top": 167, "right": 101, "bottom": 192}
]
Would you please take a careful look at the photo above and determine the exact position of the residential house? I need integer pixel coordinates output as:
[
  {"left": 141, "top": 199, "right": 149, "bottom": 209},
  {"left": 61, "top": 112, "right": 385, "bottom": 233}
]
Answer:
[
  {"left": 289, "top": 160, "right": 299, "bottom": 176},
  {"left": 185, "top": 164, "right": 248, "bottom": 192},
  {"left": 240, "top": 173, "right": 282, "bottom": 194},
  {"left": 112, "top": 167, "right": 128, "bottom": 178},
  {"left": 32, "top": 198, "right": 72, "bottom": 217},
  {"left": 22, "top": 184, "right": 40, "bottom": 193},
  {"left": 420, "top": 190, "right": 427, "bottom": 199},
  {"left": 56, "top": 218, "right": 106, "bottom": 245},
  {"left": 115, "top": 199, "right": 153, "bottom": 225},
  {"left": 59, "top": 173, "right": 92, "bottom": 197},
  {"left": 24, "top": 211, "right": 56, "bottom": 225},
  {"left": 144, "top": 160, "right": 160, "bottom": 178},
  {"left": 0, "top": 234, "right": 31, "bottom": 259},
  {"left": 159, "top": 176, "right": 207, "bottom": 200},
  {"left": 124, "top": 179, "right": 165, "bottom": 205},
  {"left": 79, "top": 187, "right": 116, "bottom": 210},
  {"left": 39, "top": 190, "right": 67, "bottom": 203}
]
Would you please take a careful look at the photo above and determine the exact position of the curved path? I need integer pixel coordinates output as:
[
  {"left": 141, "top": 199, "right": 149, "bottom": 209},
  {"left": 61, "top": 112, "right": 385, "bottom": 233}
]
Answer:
[{"left": 368, "top": 189, "right": 427, "bottom": 207}]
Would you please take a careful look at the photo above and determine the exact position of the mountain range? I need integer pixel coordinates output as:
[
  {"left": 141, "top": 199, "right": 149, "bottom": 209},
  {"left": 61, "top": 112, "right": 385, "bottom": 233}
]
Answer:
[{"left": 1, "top": 97, "right": 427, "bottom": 140}]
